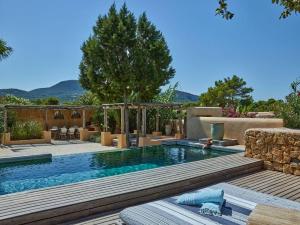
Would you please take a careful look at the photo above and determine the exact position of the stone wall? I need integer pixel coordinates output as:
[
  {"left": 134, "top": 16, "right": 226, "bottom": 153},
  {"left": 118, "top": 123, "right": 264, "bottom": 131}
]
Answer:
[{"left": 245, "top": 128, "right": 300, "bottom": 175}]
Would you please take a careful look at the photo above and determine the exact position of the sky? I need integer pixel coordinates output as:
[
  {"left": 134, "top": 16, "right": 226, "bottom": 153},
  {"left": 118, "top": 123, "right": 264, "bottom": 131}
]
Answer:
[{"left": 0, "top": 0, "right": 299, "bottom": 100}]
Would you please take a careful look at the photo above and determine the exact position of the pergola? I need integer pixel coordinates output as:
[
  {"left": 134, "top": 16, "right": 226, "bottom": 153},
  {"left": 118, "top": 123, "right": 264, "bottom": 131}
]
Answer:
[
  {"left": 0, "top": 105, "right": 100, "bottom": 132},
  {"left": 1, "top": 103, "right": 183, "bottom": 135},
  {"left": 102, "top": 103, "right": 183, "bottom": 136}
]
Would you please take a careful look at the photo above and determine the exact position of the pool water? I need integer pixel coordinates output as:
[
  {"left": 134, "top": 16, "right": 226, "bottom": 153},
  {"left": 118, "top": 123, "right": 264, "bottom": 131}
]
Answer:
[{"left": 0, "top": 145, "right": 235, "bottom": 195}]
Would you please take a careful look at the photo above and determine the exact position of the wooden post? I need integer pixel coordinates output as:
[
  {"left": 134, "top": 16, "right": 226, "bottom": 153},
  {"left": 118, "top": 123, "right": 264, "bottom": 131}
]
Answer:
[
  {"left": 136, "top": 108, "right": 140, "bottom": 131},
  {"left": 155, "top": 112, "right": 160, "bottom": 132},
  {"left": 104, "top": 108, "right": 108, "bottom": 132},
  {"left": 45, "top": 109, "right": 48, "bottom": 131},
  {"left": 142, "top": 108, "right": 147, "bottom": 136},
  {"left": 3, "top": 108, "right": 7, "bottom": 133},
  {"left": 121, "top": 106, "right": 125, "bottom": 134},
  {"left": 179, "top": 110, "right": 183, "bottom": 134},
  {"left": 82, "top": 109, "right": 86, "bottom": 129}
]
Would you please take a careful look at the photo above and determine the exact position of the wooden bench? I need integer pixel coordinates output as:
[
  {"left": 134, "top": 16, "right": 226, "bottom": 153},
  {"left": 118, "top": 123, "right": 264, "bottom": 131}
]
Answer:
[{"left": 248, "top": 204, "right": 300, "bottom": 225}]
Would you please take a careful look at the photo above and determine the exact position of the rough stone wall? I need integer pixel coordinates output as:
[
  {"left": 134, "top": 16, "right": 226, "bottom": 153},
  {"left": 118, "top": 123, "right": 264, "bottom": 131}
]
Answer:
[{"left": 245, "top": 128, "right": 300, "bottom": 175}]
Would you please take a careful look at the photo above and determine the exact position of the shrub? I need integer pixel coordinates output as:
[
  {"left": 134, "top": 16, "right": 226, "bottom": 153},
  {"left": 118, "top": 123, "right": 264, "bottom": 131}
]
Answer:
[
  {"left": 11, "top": 121, "right": 43, "bottom": 140},
  {"left": 281, "top": 80, "right": 300, "bottom": 129}
]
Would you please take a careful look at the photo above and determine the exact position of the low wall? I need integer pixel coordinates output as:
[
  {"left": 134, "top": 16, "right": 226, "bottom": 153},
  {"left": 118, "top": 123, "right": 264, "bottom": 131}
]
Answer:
[
  {"left": 187, "top": 107, "right": 223, "bottom": 118},
  {"left": 245, "top": 128, "right": 300, "bottom": 176},
  {"left": 187, "top": 117, "right": 283, "bottom": 144},
  {"left": 79, "top": 128, "right": 99, "bottom": 142},
  {"left": 2, "top": 131, "right": 51, "bottom": 145}
]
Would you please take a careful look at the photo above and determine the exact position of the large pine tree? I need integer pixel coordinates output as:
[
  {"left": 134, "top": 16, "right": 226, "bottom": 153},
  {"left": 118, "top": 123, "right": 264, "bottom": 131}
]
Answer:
[{"left": 79, "top": 3, "right": 175, "bottom": 144}]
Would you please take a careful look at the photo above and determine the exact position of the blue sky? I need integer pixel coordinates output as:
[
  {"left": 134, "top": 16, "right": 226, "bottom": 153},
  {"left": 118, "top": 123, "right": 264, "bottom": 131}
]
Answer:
[{"left": 0, "top": 0, "right": 299, "bottom": 100}]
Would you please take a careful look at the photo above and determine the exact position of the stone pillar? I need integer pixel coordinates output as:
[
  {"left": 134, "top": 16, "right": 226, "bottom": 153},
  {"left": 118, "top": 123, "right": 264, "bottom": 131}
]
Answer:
[
  {"left": 2, "top": 133, "right": 10, "bottom": 145},
  {"left": 118, "top": 134, "right": 127, "bottom": 148},
  {"left": 43, "top": 131, "right": 51, "bottom": 143},
  {"left": 101, "top": 131, "right": 112, "bottom": 146}
]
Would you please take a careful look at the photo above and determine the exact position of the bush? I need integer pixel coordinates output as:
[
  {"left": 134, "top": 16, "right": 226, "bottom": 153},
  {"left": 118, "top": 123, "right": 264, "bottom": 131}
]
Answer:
[
  {"left": 11, "top": 121, "right": 43, "bottom": 140},
  {"left": 282, "top": 93, "right": 300, "bottom": 128},
  {"left": 281, "top": 79, "right": 300, "bottom": 129}
]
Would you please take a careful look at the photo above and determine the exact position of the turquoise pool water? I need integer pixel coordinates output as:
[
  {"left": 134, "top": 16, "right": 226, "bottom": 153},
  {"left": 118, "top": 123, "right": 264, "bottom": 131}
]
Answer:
[{"left": 0, "top": 145, "right": 235, "bottom": 195}]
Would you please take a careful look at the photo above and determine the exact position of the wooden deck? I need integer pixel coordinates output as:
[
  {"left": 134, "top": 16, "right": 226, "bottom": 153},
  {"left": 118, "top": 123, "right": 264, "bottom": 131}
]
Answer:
[
  {"left": 67, "top": 170, "right": 300, "bottom": 225},
  {"left": 229, "top": 170, "right": 300, "bottom": 202},
  {"left": 0, "top": 153, "right": 262, "bottom": 225}
]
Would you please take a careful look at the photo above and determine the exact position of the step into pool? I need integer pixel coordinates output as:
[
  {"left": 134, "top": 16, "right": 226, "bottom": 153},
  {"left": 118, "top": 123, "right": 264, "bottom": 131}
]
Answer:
[{"left": 0, "top": 145, "right": 237, "bottom": 195}]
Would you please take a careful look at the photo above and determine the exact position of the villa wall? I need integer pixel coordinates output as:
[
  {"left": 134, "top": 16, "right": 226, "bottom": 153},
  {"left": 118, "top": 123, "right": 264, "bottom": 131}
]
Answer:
[
  {"left": 186, "top": 116, "right": 283, "bottom": 144},
  {"left": 9, "top": 108, "right": 95, "bottom": 129},
  {"left": 245, "top": 128, "right": 300, "bottom": 176}
]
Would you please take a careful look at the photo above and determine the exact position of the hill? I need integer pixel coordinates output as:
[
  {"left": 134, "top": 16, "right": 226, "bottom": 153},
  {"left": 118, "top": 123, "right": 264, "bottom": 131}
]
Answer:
[{"left": 0, "top": 80, "right": 198, "bottom": 103}]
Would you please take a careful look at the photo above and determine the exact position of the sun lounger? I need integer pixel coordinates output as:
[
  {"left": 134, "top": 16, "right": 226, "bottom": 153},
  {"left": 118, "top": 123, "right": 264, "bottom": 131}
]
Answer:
[{"left": 119, "top": 183, "right": 300, "bottom": 225}]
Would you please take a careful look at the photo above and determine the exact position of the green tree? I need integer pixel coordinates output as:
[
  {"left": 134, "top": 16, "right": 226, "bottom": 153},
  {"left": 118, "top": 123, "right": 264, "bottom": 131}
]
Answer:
[
  {"left": 32, "top": 97, "right": 60, "bottom": 105},
  {"left": 79, "top": 4, "right": 175, "bottom": 144},
  {"left": 248, "top": 98, "right": 284, "bottom": 116},
  {"left": 216, "top": 0, "right": 300, "bottom": 19},
  {"left": 281, "top": 79, "right": 300, "bottom": 128},
  {"left": 199, "top": 75, "right": 253, "bottom": 108},
  {"left": 0, "top": 39, "right": 13, "bottom": 61}
]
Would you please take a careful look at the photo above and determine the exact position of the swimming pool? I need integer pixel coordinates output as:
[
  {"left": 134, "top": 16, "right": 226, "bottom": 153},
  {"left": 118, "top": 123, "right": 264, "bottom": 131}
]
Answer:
[{"left": 0, "top": 145, "right": 236, "bottom": 195}]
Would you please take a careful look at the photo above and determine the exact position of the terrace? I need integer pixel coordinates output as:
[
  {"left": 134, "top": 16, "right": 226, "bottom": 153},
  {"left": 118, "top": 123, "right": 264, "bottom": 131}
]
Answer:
[
  {"left": 2, "top": 0, "right": 300, "bottom": 224},
  {"left": 1, "top": 104, "right": 300, "bottom": 224}
]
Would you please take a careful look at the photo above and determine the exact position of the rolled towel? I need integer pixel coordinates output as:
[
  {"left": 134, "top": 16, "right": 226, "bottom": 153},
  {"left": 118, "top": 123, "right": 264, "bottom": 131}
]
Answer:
[
  {"left": 199, "top": 199, "right": 225, "bottom": 216},
  {"left": 176, "top": 188, "right": 224, "bottom": 206}
]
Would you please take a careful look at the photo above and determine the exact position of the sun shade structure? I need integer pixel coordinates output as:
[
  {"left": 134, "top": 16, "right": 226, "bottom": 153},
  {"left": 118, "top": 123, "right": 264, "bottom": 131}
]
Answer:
[
  {"left": 102, "top": 103, "right": 183, "bottom": 136},
  {"left": 0, "top": 103, "right": 182, "bottom": 137}
]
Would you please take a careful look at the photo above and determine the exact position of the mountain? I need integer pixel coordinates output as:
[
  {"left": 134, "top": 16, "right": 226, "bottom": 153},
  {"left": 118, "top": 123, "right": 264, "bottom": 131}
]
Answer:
[
  {"left": 175, "top": 90, "right": 198, "bottom": 103},
  {"left": 0, "top": 80, "right": 84, "bottom": 102},
  {"left": 0, "top": 80, "right": 198, "bottom": 103}
]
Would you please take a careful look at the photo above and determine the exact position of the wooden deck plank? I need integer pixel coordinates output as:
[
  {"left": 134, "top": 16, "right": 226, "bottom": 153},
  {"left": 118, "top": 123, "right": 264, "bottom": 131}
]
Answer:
[
  {"left": 62, "top": 212, "right": 121, "bottom": 225},
  {"left": 242, "top": 175, "right": 297, "bottom": 192},
  {"left": 229, "top": 170, "right": 300, "bottom": 203},
  {"left": 0, "top": 153, "right": 262, "bottom": 225},
  {"left": 230, "top": 170, "right": 288, "bottom": 187}
]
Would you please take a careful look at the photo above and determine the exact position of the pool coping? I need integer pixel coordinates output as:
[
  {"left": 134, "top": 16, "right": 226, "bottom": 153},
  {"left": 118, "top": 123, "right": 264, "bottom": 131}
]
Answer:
[
  {"left": 0, "top": 153, "right": 52, "bottom": 164},
  {"left": 161, "top": 140, "right": 245, "bottom": 153}
]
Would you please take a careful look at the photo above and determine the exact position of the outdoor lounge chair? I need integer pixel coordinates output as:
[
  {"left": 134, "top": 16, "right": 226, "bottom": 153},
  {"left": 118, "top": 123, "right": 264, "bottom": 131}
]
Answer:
[
  {"left": 119, "top": 183, "right": 300, "bottom": 225},
  {"left": 68, "top": 127, "right": 75, "bottom": 139},
  {"left": 59, "top": 127, "right": 67, "bottom": 140}
]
